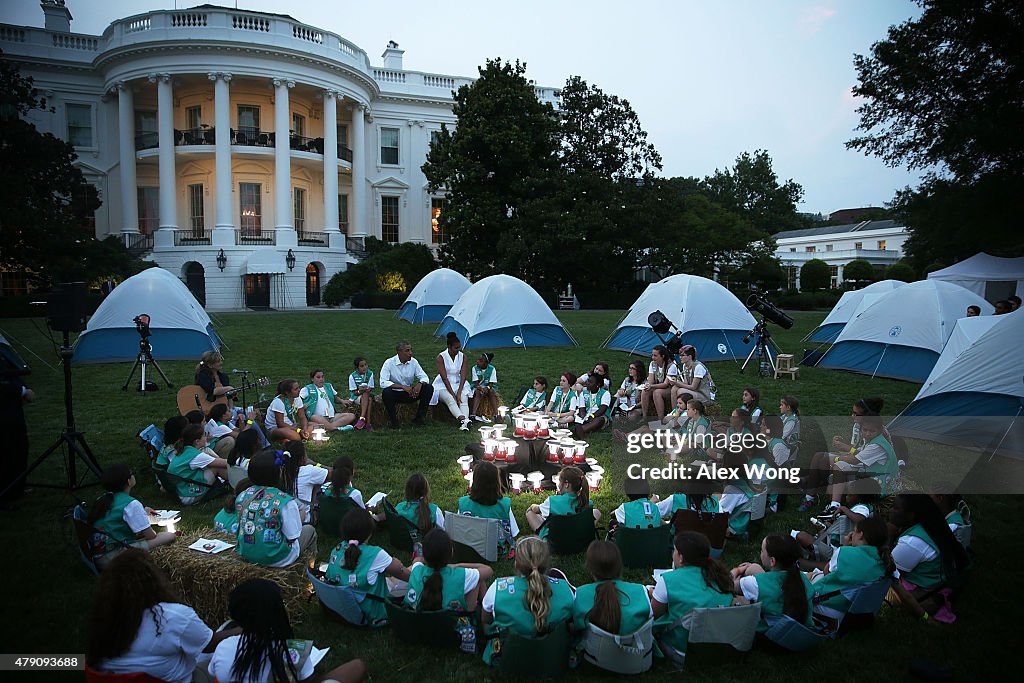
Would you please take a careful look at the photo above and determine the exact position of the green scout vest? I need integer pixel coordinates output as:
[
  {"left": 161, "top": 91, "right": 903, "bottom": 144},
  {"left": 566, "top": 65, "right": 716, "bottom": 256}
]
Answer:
[
  {"left": 521, "top": 388, "right": 547, "bottom": 409},
  {"left": 167, "top": 445, "right": 209, "bottom": 499},
  {"left": 94, "top": 491, "right": 138, "bottom": 551},
  {"left": 550, "top": 387, "right": 574, "bottom": 414},
  {"left": 946, "top": 510, "right": 965, "bottom": 526},
  {"left": 687, "top": 416, "right": 711, "bottom": 456},
  {"left": 768, "top": 437, "right": 787, "bottom": 463},
  {"left": 349, "top": 370, "right": 373, "bottom": 400},
  {"left": 395, "top": 500, "right": 439, "bottom": 533},
  {"left": 236, "top": 486, "right": 294, "bottom": 566},
  {"left": 653, "top": 566, "right": 731, "bottom": 655},
  {"left": 866, "top": 435, "right": 898, "bottom": 495},
  {"left": 472, "top": 364, "right": 496, "bottom": 388},
  {"left": 155, "top": 444, "right": 174, "bottom": 469},
  {"left": 900, "top": 524, "right": 945, "bottom": 589},
  {"left": 581, "top": 388, "right": 610, "bottom": 420},
  {"left": 405, "top": 564, "right": 469, "bottom": 611},
  {"left": 483, "top": 575, "right": 574, "bottom": 664},
  {"left": 752, "top": 570, "right": 814, "bottom": 632},
  {"left": 322, "top": 483, "right": 355, "bottom": 499},
  {"left": 667, "top": 493, "right": 720, "bottom": 515},
  {"left": 326, "top": 542, "right": 390, "bottom": 623},
  {"left": 623, "top": 498, "right": 660, "bottom": 528},
  {"left": 213, "top": 507, "right": 238, "bottom": 534},
  {"left": 573, "top": 579, "right": 651, "bottom": 635},
  {"left": 541, "top": 493, "right": 588, "bottom": 539},
  {"left": 302, "top": 382, "right": 337, "bottom": 419},
  {"left": 207, "top": 420, "right": 231, "bottom": 450},
  {"left": 458, "top": 495, "right": 514, "bottom": 555},
  {"left": 814, "top": 545, "right": 886, "bottom": 612}
]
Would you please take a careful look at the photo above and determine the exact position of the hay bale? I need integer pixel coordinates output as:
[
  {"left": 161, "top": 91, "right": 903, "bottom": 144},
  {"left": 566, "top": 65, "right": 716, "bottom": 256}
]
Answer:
[{"left": 151, "top": 530, "right": 312, "bottom": 626}]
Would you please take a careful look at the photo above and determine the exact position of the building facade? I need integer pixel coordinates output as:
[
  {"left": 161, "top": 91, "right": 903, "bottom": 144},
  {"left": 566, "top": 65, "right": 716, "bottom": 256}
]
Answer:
[
  {"left": 1, "top": 1, "right": 558, "bottom": 309},
  {"left": 773, "top": 220, "right": 909, "bottom": 289}
]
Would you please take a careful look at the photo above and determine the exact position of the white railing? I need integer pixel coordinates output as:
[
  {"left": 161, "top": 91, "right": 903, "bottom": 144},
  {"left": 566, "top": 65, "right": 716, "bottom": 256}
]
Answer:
[
  {"left": 232, "top": 14, "right": 270, "bottom": 32},
  {"left": 0, "top": 26, "right": 25, "bottom": 42},
  {"left": 292, "top": 24, "right": 323, "bottom": 44},
  {"left": 374, "top": 69, "right": 406, "bottom": 83},
  {"left": 124, "top": 17, "right": 151, "bottom": 33},
  {"left": 171, "top": 12, "right": 208, "bottom": 28},
  {"left": 424, "top": 74, "right": 455, "bottom": 89},
  {"left": 52, "top": 33, "right": 98, "bottom": 50}
]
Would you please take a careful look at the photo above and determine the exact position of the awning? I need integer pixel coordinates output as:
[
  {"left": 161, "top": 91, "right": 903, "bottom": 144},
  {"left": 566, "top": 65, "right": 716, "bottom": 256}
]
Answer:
[{"left": 243, "top": 250, "right": 287, "bottom": 274}]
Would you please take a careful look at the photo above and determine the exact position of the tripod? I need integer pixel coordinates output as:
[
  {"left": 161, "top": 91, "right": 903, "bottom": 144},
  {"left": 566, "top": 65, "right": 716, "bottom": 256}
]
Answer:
[
  {"left": 0, "top": 332, "right": 102, "bottom": 498},
  {"left": 122, "top": 336, "right": 172, "bottom": 392},
  {"left": 739, "top": 319, "right": 780, "bottom": 377}
]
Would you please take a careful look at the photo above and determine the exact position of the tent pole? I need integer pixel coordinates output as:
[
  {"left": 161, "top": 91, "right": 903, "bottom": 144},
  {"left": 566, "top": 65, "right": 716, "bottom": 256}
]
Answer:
[{"left": 871, "top": 344, "right": 889, "bottom": 379}]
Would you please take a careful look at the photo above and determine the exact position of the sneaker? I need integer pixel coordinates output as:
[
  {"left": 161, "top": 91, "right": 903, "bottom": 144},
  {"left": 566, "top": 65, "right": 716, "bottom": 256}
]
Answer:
[
  {"left": 354, "top": 418, "right": 366, "bottom": 430},
  {"left": 479, "top": 416, "right": 493, "bottom": 424},
  {"left": 471, "top": 415, "right": 487, "bottom": 423},
  {"left": 340, "top": 425, "right": 355, "bottom": 432},
  {"left": 797, "top": 497, "right": 816, "bottom": 513},
  {"left": 366, "top": 423, "right": 374, "bottom": 433},
  {"left": 820, "top": 502, "right": 840, "bottom": 517},
  {"left": 459, "top": 419, "right": 470, "bottom": 432}
]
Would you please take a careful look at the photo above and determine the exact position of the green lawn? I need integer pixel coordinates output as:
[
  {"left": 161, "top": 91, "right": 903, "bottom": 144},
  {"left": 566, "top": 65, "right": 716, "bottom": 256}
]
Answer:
[{"left": 0, "top": 310, "right": 1011, "bottom": 681}]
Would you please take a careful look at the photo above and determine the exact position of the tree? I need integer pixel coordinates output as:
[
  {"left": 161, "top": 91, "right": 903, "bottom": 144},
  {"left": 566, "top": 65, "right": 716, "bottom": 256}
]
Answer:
[
  {"left": 886, "top": 260, "right": 918, "bottom": 282},
  {"left": 323, "top": 238, "right": 436, "bottom": 305},
  {"left": 843, "top": 259, "right": 877, "bottom": 287},
  {"left": 0, "top": 56, "right": 104, "bottom": 286},
  {"left": 800, "top": 259, "right": 831, "bottom": 291},
  {"left": 423, "top": 59, "right": 561, "bottom": 289},
  {"left": 701, "top": 150, "right": 806, "bottom": 234}
]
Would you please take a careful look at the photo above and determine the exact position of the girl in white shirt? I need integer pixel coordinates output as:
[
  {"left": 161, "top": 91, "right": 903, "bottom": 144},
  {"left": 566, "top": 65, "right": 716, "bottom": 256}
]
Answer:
[{"left": 264, "top": 379, "right": 308, "bottom": 443}]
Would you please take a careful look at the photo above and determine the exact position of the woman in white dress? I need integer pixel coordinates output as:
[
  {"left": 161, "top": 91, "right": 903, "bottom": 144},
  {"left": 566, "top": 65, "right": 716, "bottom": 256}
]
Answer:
[{"left": 432, "top": 332, "right": 472, "bottom": 431}]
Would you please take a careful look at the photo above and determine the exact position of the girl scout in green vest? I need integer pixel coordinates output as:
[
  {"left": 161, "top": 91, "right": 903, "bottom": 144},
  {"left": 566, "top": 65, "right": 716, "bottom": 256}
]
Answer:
[
  {"left": 650, "top": 531, "right": 734, "bottom": 659},
  {"left": 526, "top": 466, "right": 601, "bottom": 539},
  {"left": 613, "top": 360, "right": 645, "bottom": 419},
  {"left": 517, "top": 375, "right": 548, "bottom": 411},
  {"left": 574, "top": 540, "right": 653, "bottom": 636},
  {"left": 794, "top": 477, "right": 879, "bottom": 568},
  {"left": 167, "top": 424, "right": 229, "bottom": 505},
  {"left": 469, "top": 353, "right": 498, "bottom": 422},
  {"left": 811, "top": 516, "right": 893, "bottom": 621},
  {"left": 656, "top": 489, "right": 721, "bottom": 519},
  {"left": 300, "top": 368, "right": 356, "bottom": 432},
  {"left": 930, "top": 492, "right": 972, "bottom": 550},
  {"left": 154, "top": 415, "right": 188, "bottom": 470},
  {"left": 396, "top": 473, "right": 446, "bottom": 540},
  {"left": 482, "top": 536, "right": 575, "bottom": 665},
  {"left": 779, "top": 395, "right": 801, "bottom": 458},
  {"left": 321, "top": 455, "right": 367, "bottom": 509},
  {"left": 405, "top": 529, "right": 493, "bottom": 653},
  {"left": 459, "top": 461, "right": 518, "bottom": 558},
  {"left": 214, "top": 479, "right": 251, "bottom": 535},
  {"left": 348, "top": 357, "right": 375, "bottom": 431},
  {"left": 576, "top": 373, "right": 612, "bottom": 436},
  {"left": 611, "top": 494, "right": 663, "bottom": 529},
  {"left": 669, "top": 399, "right": 711, "bottom": 462},
  {"left": 717, "top": 449, "right": 760, "bottom": 537},
  {"left": 326, "top": 509, "right": 411, "bottom": 625},
  {"left": 88, "top": 464, "right": 177, "bottom": 568},
  {"left": 235, "top": 450, "right": 315, "bottom": 568},
  {"left": 546, "top": 372, "right": 580, "bottom": 426},
  {"left": 732, "top": 534, "right": 814, "bottom": 633}
]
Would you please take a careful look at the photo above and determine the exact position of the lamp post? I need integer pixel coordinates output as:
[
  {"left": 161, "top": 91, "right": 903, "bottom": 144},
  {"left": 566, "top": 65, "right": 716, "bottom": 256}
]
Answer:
[{"left": 216, "top": 249, "right": 227, "bottom": 271}]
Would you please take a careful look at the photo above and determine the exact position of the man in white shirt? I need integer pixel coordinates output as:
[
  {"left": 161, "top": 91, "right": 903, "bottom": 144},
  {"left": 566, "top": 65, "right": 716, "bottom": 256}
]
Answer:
[{"left": 380, "top": 341, "right": 433, "bottom": 428}]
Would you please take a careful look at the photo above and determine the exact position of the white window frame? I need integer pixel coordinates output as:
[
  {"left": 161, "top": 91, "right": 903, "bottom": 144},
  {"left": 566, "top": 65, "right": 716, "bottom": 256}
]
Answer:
[
  {"left": 65, "top": 102, "right": 95, "bottom": 149},
  {"left": 380, "top": 194, "right": 400, "bottom": 243},
  {"left": 239, "top": 182, "right": 263, "bottom": 235},
  {"left": 185, "top": 105, "right": 202, "bottom": 131},
  {"left": 187, "top": 183, "right": 205, "bottom": 234},
  {"left": 338, "top": 193, "right": 349, "bottom": 233},
  {"left": 293, "top": 186, "right": 306, "bottom": 232},
  {"left": 379, "top": 126, "right": 400, "bottom": 166}
]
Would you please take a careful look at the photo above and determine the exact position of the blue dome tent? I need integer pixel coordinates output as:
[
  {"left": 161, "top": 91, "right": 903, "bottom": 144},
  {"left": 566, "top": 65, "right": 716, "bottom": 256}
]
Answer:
[{"left": 397, "top": 268, "right": 471, "bottom": 324}]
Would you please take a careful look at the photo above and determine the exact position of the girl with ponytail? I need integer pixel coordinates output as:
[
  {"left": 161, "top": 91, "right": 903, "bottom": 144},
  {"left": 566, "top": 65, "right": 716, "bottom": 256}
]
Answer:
[
  {"left": 574, "top": 540, "right": 652, "bottom": 635},
  {"left": 325, "top": 509, "right": 411, "bottom": 624},
  {"left": 810, "top": 515, "right": 893, "bottom": 620},
  {"left": 88, "top": 464, "right": 178, "bottom": 569},
  {"left": 481, "top": 536, "right": 574, "bottom": 666},
  {"left": 732, "top": 533, "right": 814, "bottom": 632},
  {"left": 651, "top": 531, "right": 733, "bottom": 658},
  {"left": 526, "top": 466, "right": 601, "bottom": 538},
  {"left": 395, "top": 473, "right": 446, "bottom": 534},
  {"left": 404, "top": 528, "right": 492, "bottom": 615}
]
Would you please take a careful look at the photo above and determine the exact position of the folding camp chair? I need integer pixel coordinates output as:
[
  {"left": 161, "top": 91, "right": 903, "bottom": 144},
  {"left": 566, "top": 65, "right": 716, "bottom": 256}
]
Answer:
[
  {"left": 153, "top": 468, "right": 229, "bottom": 506},
  {"left": 317, "top": 494, "right": 363, "bottom": 539},
  {"left": 226, "top": 465, "right": 249, "bottom": 489},
  {"left": 307, "top": 569, "right": 388, "bottom": 627},
  {"left": 613, "top": 525, "right": 673, "bottom": 569},
  {"left": 658, "top": 603, "right": 761, "bottom": 668},
  {"left": 445, "top": 512, "right": 500, "bottom": 563},
  {"left": 582, "top": 618, "right": 655, "bottom": 674},
  {"left": 545, "top": 510, "right": 597, "bottom": 556},
  {"left": 762, "top": 614, "right": 830, "bottom": 652},
  {"left": 383, "top": 600, "right": 464, "bottom": 649},
  {"left": 383, "top": 500, "right": 425, "bottom": 554},
  {"left": 671, "top": 509, "right": 729, "bottom": 558},
  {"left": 494, "top": 621, "right": 572, "bottom": 677},
  {"left": 70, "top": 503, "right": 132, "bottom": 575},
  {"left": 814, "top": 577, "right": 893, "bottom": 635}
]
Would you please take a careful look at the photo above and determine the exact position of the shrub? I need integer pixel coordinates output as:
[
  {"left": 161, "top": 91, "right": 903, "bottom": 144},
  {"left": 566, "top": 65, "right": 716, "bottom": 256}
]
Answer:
[
  {"left": 886, "top": 261, "right": 918, "bottom": 282},
  {"left": 800, "top": 259, "right": 830, "bottom": 291},
  {"left": 843, "top": 259, "right": 876, "bottom": 287}
]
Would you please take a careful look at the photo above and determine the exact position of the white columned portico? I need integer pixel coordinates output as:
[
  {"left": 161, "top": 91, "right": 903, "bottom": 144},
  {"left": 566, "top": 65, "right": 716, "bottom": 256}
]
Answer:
[
  {"left": 322, "top": 90, "right": 342, "bottom": 249},
  {"left": 115, "top": 81, "right": 139, "bottom": 237},
  {"left": 209, "top": 72, "right": 235, "bottom": 246},
  {"left": 350, "top": 103, "right": 367, "bottom": 240},
  {"left": 152, "top": 73, "right": 177, "bottom": 248},
  {"left": 273, "top": 78, "right": 297, "bottom": 247}
]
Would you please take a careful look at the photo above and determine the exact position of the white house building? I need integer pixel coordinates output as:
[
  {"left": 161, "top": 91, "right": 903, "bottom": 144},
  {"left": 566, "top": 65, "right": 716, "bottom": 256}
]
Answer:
[
  {"left": 0, "top": 1, "right": 558, "bottom": 309},
  {"left": 773, "top": 220, "right": 909, "bottom": 289}
]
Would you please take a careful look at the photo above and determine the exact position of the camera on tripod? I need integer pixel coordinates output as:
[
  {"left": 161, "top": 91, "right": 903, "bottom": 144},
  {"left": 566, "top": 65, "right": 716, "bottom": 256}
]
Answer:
[{"left": 133, "top": 314, "right": 153, "bottom": 339}]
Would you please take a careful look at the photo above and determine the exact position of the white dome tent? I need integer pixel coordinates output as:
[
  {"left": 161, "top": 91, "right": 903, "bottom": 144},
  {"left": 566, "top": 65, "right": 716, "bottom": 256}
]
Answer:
[
  {"left": 806, "top": 280, "right": 906, "bottom": 343},
  {"left": 397, "top": 268, "right": 472, "bottom": 324},
  {"left": 74, "top": 268, "right": 221, "bottom": 363},
  {"left": 604, "top": 274, "right": 757, "bottom": 361},
  {"left": 927, "top": 252, "right": 1024, "bottom": 302},
  {"left": 434, "top": 275, "right": 576, "bottom": 349},
  {"left": 816, "top": 280, "right": 992, "bottom": 382}
]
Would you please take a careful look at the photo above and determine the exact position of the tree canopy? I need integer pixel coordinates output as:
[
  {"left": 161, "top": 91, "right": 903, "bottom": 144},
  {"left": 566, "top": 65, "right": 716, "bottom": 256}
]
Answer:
[
  {"left": 701, "top": 150, "right": 806, "bottom": 235},
  {"left": 843, "top": 259, "right": 877, "bottom": 286},
  {"left": 800, "top": 259, "right": 831, "bottom": 292}
]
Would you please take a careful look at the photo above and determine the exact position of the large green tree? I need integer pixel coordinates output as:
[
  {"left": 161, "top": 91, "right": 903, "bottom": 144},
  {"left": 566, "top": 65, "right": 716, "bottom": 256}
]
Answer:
[
  {"left": 847, "top": 0, "right": 1024, "bottom": 264},
  {"left": 0, "top": 56, "right": 106, "bottom": 286},
  {"left": 800, "top": 258, "right": 831, "bottom": 292},
  {"left": 843, "top": 258, "right": 877, "bottom": 286},
  {"left": 701, "top": 150, "right": 806, "bottom": 235}
]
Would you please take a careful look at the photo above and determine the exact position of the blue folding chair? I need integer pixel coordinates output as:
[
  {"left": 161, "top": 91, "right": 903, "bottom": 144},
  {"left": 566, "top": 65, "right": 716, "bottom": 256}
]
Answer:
[
  {"left": 307, "top": 569, "right": 387, "bottom": 627},
  {"left": 762, "top": 614, "right": 830, "bottom": 652}
]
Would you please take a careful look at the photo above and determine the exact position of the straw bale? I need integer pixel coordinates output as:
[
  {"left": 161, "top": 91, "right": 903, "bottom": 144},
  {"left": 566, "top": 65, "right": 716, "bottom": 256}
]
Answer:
[
  {"left": 342, "top": 393, "right": 503, "bottom": 425},
  {"left": 151, "top": 529, "right": 312, "bottom": 626}
]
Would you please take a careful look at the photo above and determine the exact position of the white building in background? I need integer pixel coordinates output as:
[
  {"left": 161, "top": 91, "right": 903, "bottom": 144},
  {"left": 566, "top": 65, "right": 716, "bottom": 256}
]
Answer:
[
  {"left": 773, "top": 220, "right": 909, "bottom": 289},
  {"left": 0, "top": 1, "right": 558, "bottom": 309}
]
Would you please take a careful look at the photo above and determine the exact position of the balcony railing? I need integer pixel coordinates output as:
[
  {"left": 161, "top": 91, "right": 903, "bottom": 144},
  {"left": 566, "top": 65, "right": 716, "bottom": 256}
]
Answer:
[
  {"left": 290, "top": 134, "right": 321, "bottom": 152},
  {"left": 135, "top": 131, "right": 159, "bottom": 150},
  {"left": 176, "top": 127, "right": 217, "bottom": 145},
  {"left": 239, "top": 228, "right": 275, "bottom": 245},
  {"left": 297, "top": 230, "right": 327, "bottom": 245},
  {"left": 338, "top": 144, "right": 353, "bottom": 163},
  {"left": 123, "top": 232, "right": 154, "bottom": 255},
  {"left": 175, "top": 229, "right": 212, "bottom": 245},
  {"left": 233, "top": 127, "right": 273, "bottom": 147}
]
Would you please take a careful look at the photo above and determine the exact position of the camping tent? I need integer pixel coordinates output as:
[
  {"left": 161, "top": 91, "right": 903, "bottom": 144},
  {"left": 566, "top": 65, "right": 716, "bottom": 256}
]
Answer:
[
  {"left": 605, "top": 274, "right": 757, "bottom": 361},
  {"left": 806, "top": 280, "right": 906, "bottom": 343},
  {"left": 74, "top": 268, "right": 220, "bottom": 363},
  {"left": 397, "top": 268, "right": 471, "bottom": 324},
  {"left": 816, "top": 280, "right": 992, "bottom": 382},
  {"left": 889, "top": 310, "right": 1024, "bottom": 457},
  {"left": 0, "top": 332, "right": 29, "bottom": 375},
  {"left": 927, "top": 252, "right": 1024, "bottom": 303},
  {"left": 434, "top": 274, "right": 575, "bottom": 348}
]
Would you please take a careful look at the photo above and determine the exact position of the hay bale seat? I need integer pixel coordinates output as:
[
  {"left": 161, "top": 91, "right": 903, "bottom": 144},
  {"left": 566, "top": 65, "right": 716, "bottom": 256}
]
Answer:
[
  {"left": 342, "top": 391, "right": 503, "bottom": 426},
  {"left": 151, "top": 530, "right": 313, "bottom": 626}
]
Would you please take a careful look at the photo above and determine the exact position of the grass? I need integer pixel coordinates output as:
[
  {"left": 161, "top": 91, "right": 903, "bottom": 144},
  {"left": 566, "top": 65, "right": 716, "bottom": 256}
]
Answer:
[{"left": 0, "top": 309, "right": 1012, "bottom": 682}]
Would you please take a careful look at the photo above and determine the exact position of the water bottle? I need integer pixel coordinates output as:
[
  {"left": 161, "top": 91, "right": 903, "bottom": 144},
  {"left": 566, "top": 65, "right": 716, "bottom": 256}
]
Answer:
[{"left": 456, "top": 616, "right": 476, "bottom": 654}]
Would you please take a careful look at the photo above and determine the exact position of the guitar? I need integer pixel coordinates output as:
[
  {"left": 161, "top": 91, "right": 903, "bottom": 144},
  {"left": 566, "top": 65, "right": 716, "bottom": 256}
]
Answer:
[{"left": 176, "top": 376, "right": 271, "bottom": 416}]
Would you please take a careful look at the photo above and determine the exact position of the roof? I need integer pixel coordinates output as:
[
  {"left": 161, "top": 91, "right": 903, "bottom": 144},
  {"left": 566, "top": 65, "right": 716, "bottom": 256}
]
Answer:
[{"left": 774, "top": 220, "right": 901, "bottom": 240}]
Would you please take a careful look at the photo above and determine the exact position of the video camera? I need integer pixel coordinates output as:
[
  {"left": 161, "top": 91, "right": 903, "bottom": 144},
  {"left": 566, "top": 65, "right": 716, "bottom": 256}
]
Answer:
[
  {"left": 745, "top": 285, "right": 794, "bottom": 330},
  {"left": 133, "top": 314, "right": 152, "bottom": 339}
]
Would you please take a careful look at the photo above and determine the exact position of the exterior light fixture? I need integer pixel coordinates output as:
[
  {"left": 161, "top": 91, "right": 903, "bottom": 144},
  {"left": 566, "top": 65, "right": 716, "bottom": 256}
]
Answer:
[
  {"left": 216, "top": 249, "right": 227, "bottom": 271},
  {"left": 286, "top": 248, "right": 296, "bottom": 271}
]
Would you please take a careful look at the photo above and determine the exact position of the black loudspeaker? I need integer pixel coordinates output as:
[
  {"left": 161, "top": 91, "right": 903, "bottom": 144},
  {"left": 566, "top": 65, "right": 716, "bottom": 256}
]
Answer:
[{"left": 47, "top": 282, "right": 88, "bottom": 333}]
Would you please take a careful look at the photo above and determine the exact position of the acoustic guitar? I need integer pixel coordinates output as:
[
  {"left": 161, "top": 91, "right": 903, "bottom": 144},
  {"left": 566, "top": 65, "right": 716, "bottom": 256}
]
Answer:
[{"left": 176, "top": 376, "right": 270, "bottom": 416}]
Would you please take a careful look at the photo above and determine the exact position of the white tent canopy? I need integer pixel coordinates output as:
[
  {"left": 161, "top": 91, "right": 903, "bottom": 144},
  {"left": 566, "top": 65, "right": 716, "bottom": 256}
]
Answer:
[
  {"left": 927, "top": 252, "right": 1024, "bottom": 302},
  {"left": 434, "top": 274, "right": 575, "bottom": 348},
  {"left": 605, "top": 274, "right": 757, "bottom": 361},
  {"left": 807, "top": 280, "right": 906, "bottom": 342},
  {"left": 398, "top": 268, "right": 471, "bottom": 324}
]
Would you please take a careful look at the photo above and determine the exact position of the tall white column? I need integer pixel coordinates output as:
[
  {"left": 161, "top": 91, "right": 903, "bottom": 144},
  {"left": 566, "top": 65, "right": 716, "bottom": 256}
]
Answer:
[
  {"left": 152, "top": 73, "right": 177, "bottom": 248},
  {"left": 350, "top": 103, "right": 366, "bottom": 238},
  {"left": 273, "top": 78, "right": 296, "bottom": 246},
  {"left": 116, "top": 81, "right": 139, "bottom": 236},
  {"left": 209, "top": 72, "right": 234, "bottom": 246},
  {"left": 323, "top": 90, "right": 342, "bottom": 249}
]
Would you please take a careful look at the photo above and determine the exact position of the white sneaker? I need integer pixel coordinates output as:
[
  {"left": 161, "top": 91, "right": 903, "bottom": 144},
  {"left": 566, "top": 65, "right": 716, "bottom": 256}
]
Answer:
[{"left": 459, "top": 419, "right": 470, "bottom": 432}]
